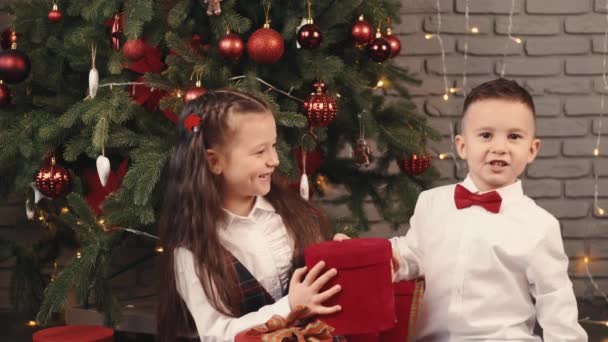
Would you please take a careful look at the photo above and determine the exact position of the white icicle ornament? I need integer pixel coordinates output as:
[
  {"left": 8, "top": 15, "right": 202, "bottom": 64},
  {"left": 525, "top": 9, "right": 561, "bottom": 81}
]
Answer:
[
  {"left": 96, "top": 155, "right": 110, "bottom": 187},
  {"left": 89, "top": 44, "right": 99, "bottom": 99},
  {"left": 299, "top": 173, "right": 309, "bottom": 200},
  {"left": 25, "top": 199, "right": 34, "bottom": 220},
  {"left": 89, "top": 67, "right": 99, "bottom": 99}
]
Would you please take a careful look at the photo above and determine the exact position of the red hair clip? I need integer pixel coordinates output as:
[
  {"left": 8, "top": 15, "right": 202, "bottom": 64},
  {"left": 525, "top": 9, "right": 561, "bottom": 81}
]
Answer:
[{"left": 184, "top": 114, "right": 201, "bottom": 132}]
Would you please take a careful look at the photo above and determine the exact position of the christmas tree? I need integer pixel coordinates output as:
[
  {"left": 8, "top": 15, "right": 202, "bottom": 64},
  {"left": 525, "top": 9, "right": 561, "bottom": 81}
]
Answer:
[{"left": 0, "top": 0, "right": 437, "bottom": 327}]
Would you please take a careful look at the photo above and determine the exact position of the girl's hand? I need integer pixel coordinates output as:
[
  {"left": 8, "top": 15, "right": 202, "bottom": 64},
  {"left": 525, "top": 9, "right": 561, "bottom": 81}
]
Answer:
[
  {"left": 333, "top": 233, "right": 350, "bottom": 241},
  {"left": 288, "top": 261, "right": 341, "bottom": 317}
]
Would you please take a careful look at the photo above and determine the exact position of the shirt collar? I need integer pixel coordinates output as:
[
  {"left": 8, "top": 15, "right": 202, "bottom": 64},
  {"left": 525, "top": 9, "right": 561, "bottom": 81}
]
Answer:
[
  {"left": 222, "top": 196, "right": 276, "bottom": 227},
  {"left": 460, "top": 174, "right": 524, "bottom": 205}
]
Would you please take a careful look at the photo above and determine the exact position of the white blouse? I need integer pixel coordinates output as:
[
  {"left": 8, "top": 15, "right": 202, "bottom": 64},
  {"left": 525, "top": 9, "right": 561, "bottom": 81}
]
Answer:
[
  {"left": 175, "top": 196, "right": 295, "bottom": 341},
  {"left": 391, "top": 176, "right": 587, "bottom": 342}
]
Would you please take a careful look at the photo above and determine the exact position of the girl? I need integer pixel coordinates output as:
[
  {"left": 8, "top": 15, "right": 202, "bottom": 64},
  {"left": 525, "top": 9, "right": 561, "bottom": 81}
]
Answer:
[{"left": 157, "top": 89, "right": 342, "bottom": 342}]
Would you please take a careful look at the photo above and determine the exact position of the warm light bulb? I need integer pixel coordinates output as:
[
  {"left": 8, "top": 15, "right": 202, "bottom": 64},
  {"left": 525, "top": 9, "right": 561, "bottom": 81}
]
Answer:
[
  {"left": 439, "top": 153, "right": 449, "bottom": 160},
  {"left": 597, "top": 207, "right": 605, "bottom": 216},
  {"left": 471, "top": 27, "right": 479, "bottom": 33},
  {"left": 584, "top": 256, "right": 589, "bottom": 264},
  {"left": 449, "top": 87, "right": 459, "bottom": 93},
  {"left": 594, "top": 148, "right": 600, "bottom": 156},
  {"left": 155, "top": 246, "right": 164, "bottom": 253},
  {"left": 76, "top": 251, "right": 82, "bottom": 259},
  {"left": 61, "top": 207, "right": 69, "bottom": 214},
  {"left": 425, "top": 34, "right": 434, "bottom": 39},
  {"left": 98, "top": 219, "right": 105, "bottom": 225},
  {"left": 443, "top": 94, "right": 449, "bottom": 101},
  {"left": 376, "top": 80, "right": 384, "bottom": 88},
  {"left": 27, "top": 320, "right": 37, "bottom": 327},
  {"left": 511, "top": 37, "right": 522, "bottom": 44}
]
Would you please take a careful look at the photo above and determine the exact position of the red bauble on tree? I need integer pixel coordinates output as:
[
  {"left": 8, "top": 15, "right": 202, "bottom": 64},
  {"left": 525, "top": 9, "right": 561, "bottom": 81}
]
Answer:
[
  {"left": 369, "top": 31, "right": 392, "bottom": 63},
  {"left": 48, "top": 3, "right": 62, "bottom": 23},
  {"left": 304, "top": 88, "right": 337, "bottom": 128},
  {"left": 35, "top": 157, "right": 71, "bottom": 198},
  {"left": 398, "top": 154, "right": 431, "bottom": 176},
  {"left": 123, "top": 38, "right": 146, "bottom": 61},
  {"left": 218, "top": 31, "right": 244, "bottom": 61},
  {"left": 0, "top": 32, "right": 31, "bottom": 84},
  {"left": 184, "top": 80, "right": 206, "bottom": 103},
  {"left": 385, "top": 28, "right": 401, "bottom": 58},
  {"left": 351, "top": 15, "right": 373, "bottom": 47},
  {"left": 297, "top": 21, "right": 323, "bottom": 49},
  {"left": 0, "top": 81, "right": 10, "bottom": 107},
  {"left": 247, "top": 25, "right": 284, "bottom": 64}
]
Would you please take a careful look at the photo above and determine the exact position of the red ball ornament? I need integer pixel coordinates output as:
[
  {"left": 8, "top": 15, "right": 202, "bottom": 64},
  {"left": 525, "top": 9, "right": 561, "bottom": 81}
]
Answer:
[
  {"left": 48, "top": 4, "right": 62, "bottom": 23},
  {"left": 304, "top": 88, "right": 337, "bottom": 128},
  {"left": 35, "top": 157, "right": 71, "bottom": 198},
  {"left": 0, "top": 81, "right": 11, "bottom": 107},
  {"left": 385, "top": 28, "right": 401, "bottom": 58},
  {"left": 351, "top": 15, "right": 373, "bottom": 47},
  {"left": 122, "top": 38, "right": 146, "bottom": 61},
  {"left": 184, "top": 80, "right": 206, "bottom": 103},
  {"left": 247, "top": 26, "right": 284, "bottom": 64},
  {"left": 368, "top": 31, "right": 392, "bottom": 63},
  {"left": 218, "top": 32, "right": 244, "bottom": 61},
  {"left": 297, "top": 22, "right": 323, "bottom": 49},
  {"left": 0, "top": 48, "right": 31, "bottom": 84},
  {"left": 398, "top": 154, "right": 431, "bottom": 176}
]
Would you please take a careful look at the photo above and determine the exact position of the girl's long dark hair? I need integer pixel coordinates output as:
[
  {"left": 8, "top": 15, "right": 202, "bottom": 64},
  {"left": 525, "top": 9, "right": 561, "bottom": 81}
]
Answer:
[{"left": 157, "top": 89, "right": 330, "bottom": 341}]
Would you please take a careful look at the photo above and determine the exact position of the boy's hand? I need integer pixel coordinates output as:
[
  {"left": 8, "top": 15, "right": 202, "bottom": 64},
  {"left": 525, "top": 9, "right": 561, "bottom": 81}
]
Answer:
[
  {"left": 333, "top": 233, "right": 350, "bottom": 241},
  {"left": 391, "top": 249, "right": 400, "bottom": 282},
  {"left": 288, "top": 261, "right": 342, "bottom": 317}
]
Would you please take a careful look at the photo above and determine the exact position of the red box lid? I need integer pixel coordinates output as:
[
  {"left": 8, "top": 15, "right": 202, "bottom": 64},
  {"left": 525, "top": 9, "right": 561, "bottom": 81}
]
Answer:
[{"left": 304, "top": 238, "right": 391, "bottom": 270}]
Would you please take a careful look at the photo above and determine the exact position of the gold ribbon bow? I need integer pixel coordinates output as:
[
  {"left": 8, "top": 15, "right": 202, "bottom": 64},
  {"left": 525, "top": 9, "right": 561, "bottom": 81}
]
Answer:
[{"left": 248, "top": 306, "right": 334, "bottom": 342}]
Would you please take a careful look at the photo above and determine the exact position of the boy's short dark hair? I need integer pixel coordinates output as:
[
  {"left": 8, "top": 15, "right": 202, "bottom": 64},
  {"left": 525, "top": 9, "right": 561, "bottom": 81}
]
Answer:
[{"left": 463, "top": 78, "right": 535, "bottom": 116}]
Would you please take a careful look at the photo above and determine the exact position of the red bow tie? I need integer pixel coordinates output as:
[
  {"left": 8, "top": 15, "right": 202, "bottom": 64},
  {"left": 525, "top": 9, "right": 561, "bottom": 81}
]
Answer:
[{"left": 454, "top": 184, "right": 502, "bottom": 213}]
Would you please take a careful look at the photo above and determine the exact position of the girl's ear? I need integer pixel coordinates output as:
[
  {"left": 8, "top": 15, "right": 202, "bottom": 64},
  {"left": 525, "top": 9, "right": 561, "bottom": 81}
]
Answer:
[{"left": 206, "top": 149, "right": 223, "bottom": 175}]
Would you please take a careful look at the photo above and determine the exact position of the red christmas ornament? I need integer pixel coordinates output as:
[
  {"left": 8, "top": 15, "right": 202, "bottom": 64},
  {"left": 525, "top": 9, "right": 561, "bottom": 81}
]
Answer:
[
  {"left": 368, "top": 31, "right": 392, "bottom": 63},
  {"left": 184, "top": 80, "right": 206, "bottom": 103},
  {"left": 297, "top": 22, "right": 323, "bottom": 49},
  {"left": 48, "top": 3, "right": 62, "bottom": 23},
  {"left": 0, "top": 81, "right": 10, "bottom": 107},
  {"left": 35, "top": 157, "right": 71, "bottom": 198},
  {"left": 294, "top": 147, "right": 325, "bottom": 175},
  {"left": 304, "top": 88, "right": 337, "bottom": 128},
  {"left": 218, "top": 32, "right": 244, "bottom": 61},
  {"left": 107, "top": 13, "right": 123, "bottom": 51},
  {"left": 247, "top": 25, "right": 284, "bottom": 64},
  {"left": 398, "top": 154, "right": 431, "bottom": 176},
  {"left": 0, "top": 33, "right": 31, "bottom": 84},
  {"left": 123, "top": 38, "right": 146, "bottom": 61},
  {"left": 312, "top": 80, "right": 327, "bottom": 93},
  {"left": 351, "top": 15, "right": 373, "bottom": 47},
  {"left": 385, "top": 28, "right": 401, "bottom": 58}
]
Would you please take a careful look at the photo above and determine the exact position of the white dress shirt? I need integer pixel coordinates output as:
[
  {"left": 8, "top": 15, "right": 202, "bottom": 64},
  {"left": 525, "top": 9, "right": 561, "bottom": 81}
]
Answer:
[
  {"left": 390, "top": 175, "right": 587, "bottom": 342},
  {"left": 175, "top": 196, "right": 295, "bottom": 342}
]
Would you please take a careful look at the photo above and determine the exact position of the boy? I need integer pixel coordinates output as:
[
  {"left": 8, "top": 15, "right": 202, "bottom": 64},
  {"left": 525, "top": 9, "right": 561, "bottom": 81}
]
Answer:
[{"left": 390, "top": 79, "right": 587, "bottom": 341}]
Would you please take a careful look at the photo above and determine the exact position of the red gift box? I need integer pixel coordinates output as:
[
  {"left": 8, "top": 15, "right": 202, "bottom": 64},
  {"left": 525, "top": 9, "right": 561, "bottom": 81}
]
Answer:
[
  {"left": 33, "top": 325, "right": 114, "bottom": 342},
  {"left": 304, "top": 238, "right": 394, "bottom": 335},
  {"left": 379, "top": 279, "right": 425, "bottom": 341},
  {"left": 235, "top": 307, "right": 334, "bottom": 342}
]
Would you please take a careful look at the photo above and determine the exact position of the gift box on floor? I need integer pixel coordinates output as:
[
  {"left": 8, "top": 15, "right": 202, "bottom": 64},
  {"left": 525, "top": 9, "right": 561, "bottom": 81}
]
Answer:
[
  {"left": 235, "top": 307, "right": 334, "bottom": 342},
  {"left": 33, "top": 325, "right": 114, "bottom": 342},
  {"left": 304, "top": 238, "right": 394, "bottom": 335}
]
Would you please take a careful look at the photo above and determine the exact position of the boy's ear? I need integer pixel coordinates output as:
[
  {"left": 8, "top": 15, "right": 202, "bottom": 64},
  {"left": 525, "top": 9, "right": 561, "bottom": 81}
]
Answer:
[
  {"left": 455, "top": 134, "right": 467, "bottom": 160},
  {"left": 206, "top": 149, "right": 223, "bottom": 175},
  {"left": 527, "top": 138, "right": 541, "bottom": 163}
]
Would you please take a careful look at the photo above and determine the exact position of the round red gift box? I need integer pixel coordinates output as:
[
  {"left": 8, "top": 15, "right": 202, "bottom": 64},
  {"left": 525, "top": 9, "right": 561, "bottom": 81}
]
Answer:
[
  {"left": 304, "top": 238, "right": 395, "bottom": 335},
  {"left": 33, "top": 325, "right": 114, "bottom": 342}
]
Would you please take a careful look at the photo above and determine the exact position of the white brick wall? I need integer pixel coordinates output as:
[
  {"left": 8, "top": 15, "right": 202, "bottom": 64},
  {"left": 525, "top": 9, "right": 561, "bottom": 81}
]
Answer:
[{"left": 358, "top": 0, "right": 608, "bottom": 297}]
